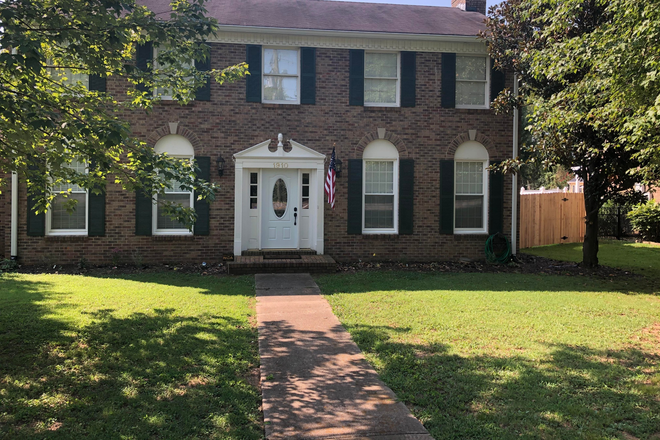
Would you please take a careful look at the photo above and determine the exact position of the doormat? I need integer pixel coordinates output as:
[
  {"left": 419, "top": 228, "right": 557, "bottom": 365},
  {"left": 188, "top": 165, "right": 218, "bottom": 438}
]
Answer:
[{"left": 263, "top": 254, "right": 302, "bottom": 260}]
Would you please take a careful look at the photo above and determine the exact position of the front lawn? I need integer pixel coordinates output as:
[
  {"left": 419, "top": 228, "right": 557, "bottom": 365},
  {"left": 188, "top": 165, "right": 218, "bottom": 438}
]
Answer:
[
  {"left": 523, "top": 239, "right": 660, "bottom": 282},
  {"left": 0, "top": 273, "right": 262, "bottom": 439},
  {"left": 316, "top": 272, "right": 660, "bottom": 440}
]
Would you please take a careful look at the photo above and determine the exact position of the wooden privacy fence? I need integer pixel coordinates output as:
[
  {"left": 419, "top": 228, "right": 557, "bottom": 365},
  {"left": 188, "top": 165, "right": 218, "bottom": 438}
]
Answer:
[{"left": 520, "top": 192, "right": 586, "bottom": 248}]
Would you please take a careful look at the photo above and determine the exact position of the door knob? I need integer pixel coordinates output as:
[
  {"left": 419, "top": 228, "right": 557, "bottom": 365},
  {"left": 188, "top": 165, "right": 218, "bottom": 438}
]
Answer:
[{"left": 294, "top": 207, "right": 298, "bottom": 226}]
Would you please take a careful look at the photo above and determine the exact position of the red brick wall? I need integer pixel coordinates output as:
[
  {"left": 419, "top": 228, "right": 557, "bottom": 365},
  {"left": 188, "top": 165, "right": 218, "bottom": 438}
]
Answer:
[{"left": 6, "top": 43, "right": 516, "bottom": 265}]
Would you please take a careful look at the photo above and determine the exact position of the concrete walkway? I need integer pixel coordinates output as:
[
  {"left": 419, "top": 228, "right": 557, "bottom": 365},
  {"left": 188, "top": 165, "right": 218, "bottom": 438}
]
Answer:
[{"left": 256, "top": 273, "right": 433, "bottom": 440}]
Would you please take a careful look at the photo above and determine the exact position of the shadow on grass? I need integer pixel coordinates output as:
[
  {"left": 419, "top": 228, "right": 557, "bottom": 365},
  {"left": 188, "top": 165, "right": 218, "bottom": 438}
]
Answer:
[
  {"left": 0, "top": 276, "right": 262, "bottom": 439},
  {"left": 317, "top": 270, "right": 658, "bottom": 295},
  {"left": 347, "top": 324, "right": 660, "bottom": 440}
]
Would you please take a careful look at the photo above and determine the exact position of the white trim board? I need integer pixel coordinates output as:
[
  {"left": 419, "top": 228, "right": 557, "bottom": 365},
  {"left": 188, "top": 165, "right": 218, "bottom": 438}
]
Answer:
[{"left": 210, "top": 27, "right": 488, "bottom": 54}]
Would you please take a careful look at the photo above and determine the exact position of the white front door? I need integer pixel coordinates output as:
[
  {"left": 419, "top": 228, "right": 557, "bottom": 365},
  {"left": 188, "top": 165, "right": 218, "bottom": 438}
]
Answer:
[{"left": 262, "top": 169, "right": 299, "bottom": 249}]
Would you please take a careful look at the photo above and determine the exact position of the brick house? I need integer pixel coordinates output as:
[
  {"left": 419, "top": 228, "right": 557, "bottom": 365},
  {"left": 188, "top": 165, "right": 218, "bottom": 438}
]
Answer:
[{"left": 1, "top": 0, "right": 519, "bottom": 267}]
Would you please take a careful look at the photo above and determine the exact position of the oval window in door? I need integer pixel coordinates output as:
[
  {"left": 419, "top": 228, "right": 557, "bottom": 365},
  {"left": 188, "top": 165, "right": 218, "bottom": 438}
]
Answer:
[{"left": 272, "top": 178, "right": 288, "bottom": 218}]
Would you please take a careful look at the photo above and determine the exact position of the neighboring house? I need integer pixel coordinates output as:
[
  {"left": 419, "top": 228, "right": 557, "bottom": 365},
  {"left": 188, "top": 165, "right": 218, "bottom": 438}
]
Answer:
[{"left": 1, "top": 0, "right": 517, "bottom": 265}]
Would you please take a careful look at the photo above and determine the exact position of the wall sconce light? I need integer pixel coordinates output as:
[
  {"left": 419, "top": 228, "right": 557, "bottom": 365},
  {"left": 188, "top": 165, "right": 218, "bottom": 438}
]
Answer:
[
  {"left": 335, "top": 157, "right": 343, "bottom": 177},
  {"left": 216, "top": 155, "right": 225, "bottom": 177}
]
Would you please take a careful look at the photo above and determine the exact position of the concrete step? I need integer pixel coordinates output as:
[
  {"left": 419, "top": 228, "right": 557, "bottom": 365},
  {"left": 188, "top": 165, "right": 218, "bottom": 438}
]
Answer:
[{"left": 227, "top": 254, "right": 336, "bottom": 275}]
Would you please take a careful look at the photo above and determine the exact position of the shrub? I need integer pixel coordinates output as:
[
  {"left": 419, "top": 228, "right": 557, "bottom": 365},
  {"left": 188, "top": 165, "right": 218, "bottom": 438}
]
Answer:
[
  {"left": 0, "top": 259, "right": 19, "bottom": 273},
  {"left": 627, "top": 201, "right": 660, "bottom": 242}
]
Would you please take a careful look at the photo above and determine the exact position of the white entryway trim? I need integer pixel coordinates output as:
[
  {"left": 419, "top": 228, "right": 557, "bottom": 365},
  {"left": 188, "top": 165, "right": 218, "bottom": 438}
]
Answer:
[{"left": 233, "top": 138, "right": 326, "bottom": 255}]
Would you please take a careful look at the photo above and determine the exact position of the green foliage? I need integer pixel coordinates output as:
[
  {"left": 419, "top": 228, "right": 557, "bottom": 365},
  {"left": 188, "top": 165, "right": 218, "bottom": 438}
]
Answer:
[
  {"left": 0, "top": 273, "right": 261, "bottom": 438},
  {"left": 316, "top": 270, "right": 660, "bottom": 439},
  {"left": 628, "top": 201, "right": 660, "bottom": 242},
  {"left": 0, "top": 259, "right": 19, "bottom": 273},
  {"left": 0, "top": 0, "right": 248, "bottom": 227},
  {"left": 482, "top": 0, "right": 660, "bottom": 266}
]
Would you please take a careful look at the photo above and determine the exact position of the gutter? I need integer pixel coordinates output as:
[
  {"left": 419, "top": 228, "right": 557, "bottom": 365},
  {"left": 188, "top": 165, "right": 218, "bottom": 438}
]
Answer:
[
  {"left": 511, "top": 74, "right": 519, "bottom": 255},
  {"left": 10, "top": 171, "right": 18, "bottom": 260}
]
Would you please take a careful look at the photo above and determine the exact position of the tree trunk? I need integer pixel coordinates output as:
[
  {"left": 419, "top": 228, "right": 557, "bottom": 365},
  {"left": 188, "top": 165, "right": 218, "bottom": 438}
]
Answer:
[{"left": 582, "top": 193, "right": 600, "bottom": 268}]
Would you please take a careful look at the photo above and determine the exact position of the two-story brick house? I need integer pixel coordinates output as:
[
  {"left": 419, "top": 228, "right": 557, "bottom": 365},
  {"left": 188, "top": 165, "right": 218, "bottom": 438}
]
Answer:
[{"left": 1, "top": 0, "right": 518, "bottom": 268}]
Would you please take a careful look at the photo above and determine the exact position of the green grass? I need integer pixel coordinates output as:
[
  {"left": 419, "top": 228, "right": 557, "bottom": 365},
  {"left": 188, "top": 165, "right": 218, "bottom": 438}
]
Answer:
[
  {"left": 523, "top": 239, "right": 660, "bottom": 281},
  {"left": 316, "top": 271, "right": 660, "bottom": 440},
  {"left": 0, "top": 273, "right": 262, "bottom": 439}
]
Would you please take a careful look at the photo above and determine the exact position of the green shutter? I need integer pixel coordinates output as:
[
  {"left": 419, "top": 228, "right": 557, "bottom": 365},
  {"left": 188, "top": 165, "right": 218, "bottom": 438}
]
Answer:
[
  {"left": 349, "top": 49, "right": 364, "bottom": 106},
  {"left": 441, "top": 53, "right": 456, "bottom": 109},
  {"left": 489, "top": 162, "right": 505, "bottom": 234},
  {"left": 136, "top": 42, "right": 153, "bottom": 94},
  {"left": 400, "top": 51, "right": 416, "bottom": 108},
  {"left": 195, "top": 43, "right": 212, "bottom": 101},
  {"left": 246, "top": 45, "right": 262, "bottom": 102},
  {"left": 347, "top": 159, "right": 363, "bottom": 234},
  {"left": 88, "top": 189, "right": 106, "bottom": 237},
  {"left": 193, "top": 156, "right": 211, "bottom": 236},
  {"left": 300, "top": 47, "right": 316, "bottom": 105},
  {"left": 439, "top": 160, "right": 454, "bottom": 234},
  {"left": 88, "top": 74, "right": 106, "bottom": 92},
  {"left": 135, "top": 190, "right": 152, "bottom": 236},
  {"left": 26, "top": 162, "right": 45, "bottom": 237},
  {"left": 399, "top": 159, "right": 414, "bottom": 234},
  {"left": 490, "top": 61, "right": 506, "bottom": 103}
]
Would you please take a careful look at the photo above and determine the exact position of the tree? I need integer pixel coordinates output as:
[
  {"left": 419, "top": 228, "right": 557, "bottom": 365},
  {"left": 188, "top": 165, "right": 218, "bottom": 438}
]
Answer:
[
  {"left": 0, "top": 0, "right": 248, "bottom": 225},
  {"left": 482, "top": 0, "right": 660, "bottom": 267}
]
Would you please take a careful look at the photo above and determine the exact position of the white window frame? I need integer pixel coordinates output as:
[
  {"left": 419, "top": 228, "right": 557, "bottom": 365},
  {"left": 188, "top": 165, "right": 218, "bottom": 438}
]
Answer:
[
  {"left": 454, "top": 159, "right": 489, "bottom": 234},
  {"left": 152, "top": 46, "right": 195, "bottom": 101},
  {"left": 455, "top": 55, "right": 490, "bottom": 110},
  {"left": 262, "top": 47, "right": 301, "bottom": 105},
  {"left": 364, "top": 51, "right": 400, "bottom": 107},
  {"left": 152, "top": 154, "right": 195, "bottom": 236},
  {"left": 46, "top": 161, "right": 89, "bottom": 236}
]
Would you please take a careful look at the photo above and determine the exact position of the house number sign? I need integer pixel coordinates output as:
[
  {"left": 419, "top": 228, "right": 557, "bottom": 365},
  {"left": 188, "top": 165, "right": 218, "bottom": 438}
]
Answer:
[{"left": 273, "top": 162, "right": 289, "bottom": 168}]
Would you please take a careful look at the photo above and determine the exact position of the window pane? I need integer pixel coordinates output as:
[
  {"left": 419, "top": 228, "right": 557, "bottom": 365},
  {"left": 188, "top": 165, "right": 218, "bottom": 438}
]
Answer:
[
  {"left": 250, "top": 173, "right": 258, "bottom": 184},
  {"left": 52, "top": 159, "right": 86, "bottom": 192},
  {"left": 49, "top": 68, "right": 89, "bottom": 88},
  {"left": 456, "top": 162, "right": 484, "bottom": 195},
  {"left": 455, "top": 195, "right": 483, "bottom": 229},
  {"left": 365, "top": 195, "right": 394, "bottom": 229},
  {"left": 456, "top": 81, "right": 486, "bottom": 106},
  {"left": 456, "top": 56, "right": 486, "bottom": 81},
  {"left": 51, "top": 193, "right": 86, "bottom": 230},
  {"left": 365, "top": 79, "right": 397, "bottom": 104},
  {"left": 264, "top": 49, "right": 298, "bottom": 75},
  {"left": 272, "top": 178, "right": 288, "bottom": 218},
  {"left": 365, "top": 161, "right": 394, "bottom": 194},
  {"left": 157, "top": 193, "right": 190, "bottom": 229},
  {"left": 263, "top": 76, "right": 298, "bottom": 102},
  {"left": 365, "top": 53, "right": 397, "bottom": 78}
]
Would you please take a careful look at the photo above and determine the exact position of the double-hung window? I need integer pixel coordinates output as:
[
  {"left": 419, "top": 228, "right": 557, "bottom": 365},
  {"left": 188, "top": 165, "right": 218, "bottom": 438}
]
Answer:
[
  {"left": 152, "top": 134, "right": 195, "bottom": 235},
  {"left": 362, "top": 140, "right": 399, "bottom": 233},
  {"left": 456, "top": 56, "right": 489, "bottom": 109},
  {"left": 153, "top": 46, "right": 193, "bottom": 101},
  {"left": 364, "top": 52, "right": 399, "bottom": 106},
  {"left": 47, "top": 159, "right": 88, "bottom": 235},
  {"left": 263, "top": 48, "right": 300, "bottom": 104},
  {"left": 154, "top": 171, "right": 194, "bottom": 234},
  {"left": 454, "top": 141, "right": 489, "bottom": 233}
]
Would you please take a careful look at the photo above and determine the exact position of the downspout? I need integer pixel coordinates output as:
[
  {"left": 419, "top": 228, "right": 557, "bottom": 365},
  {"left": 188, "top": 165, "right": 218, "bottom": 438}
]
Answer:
[
  {"left": 11, "top": 171, "right": 18, "bottom": 260},
  {"left": 511, "top": 74, "right": 519, "bottom": 255}
]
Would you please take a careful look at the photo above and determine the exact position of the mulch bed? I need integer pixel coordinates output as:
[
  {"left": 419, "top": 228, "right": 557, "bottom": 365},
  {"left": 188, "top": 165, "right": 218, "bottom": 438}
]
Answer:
[{"left": 5, "top": 253, "right": 640, "bottom": 282}]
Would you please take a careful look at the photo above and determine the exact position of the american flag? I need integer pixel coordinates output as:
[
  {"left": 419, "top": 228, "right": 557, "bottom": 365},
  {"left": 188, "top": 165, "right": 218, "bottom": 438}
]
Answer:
[{"left": 325, "top": 147, "right": 336, "bottom": 209}]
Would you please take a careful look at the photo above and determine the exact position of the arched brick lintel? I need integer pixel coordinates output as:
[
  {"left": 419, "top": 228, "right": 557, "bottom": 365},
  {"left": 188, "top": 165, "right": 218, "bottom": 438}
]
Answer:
[
  {"left": 447, "top": 131, "right": 498, "bottom": 159},
  {"left": 146, "top": 123, "right": 203, "bottom": 152},
  {"left": 354, "top": 130, "right": 410, "bottom": 159}
]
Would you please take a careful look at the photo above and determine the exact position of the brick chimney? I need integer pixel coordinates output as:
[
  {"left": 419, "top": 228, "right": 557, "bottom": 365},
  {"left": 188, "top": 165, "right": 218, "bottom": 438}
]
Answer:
[{"left": 452, "top": 0, "right": 487, "bottom": 15}]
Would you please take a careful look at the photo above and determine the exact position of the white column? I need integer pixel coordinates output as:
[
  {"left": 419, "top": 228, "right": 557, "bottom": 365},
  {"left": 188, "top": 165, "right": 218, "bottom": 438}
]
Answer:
[
  {"left": 233, "top": 162, "right": 244, "bottom": 255},
  {"left": 316, "top": 164, "right": 325, "bottom": 254}
]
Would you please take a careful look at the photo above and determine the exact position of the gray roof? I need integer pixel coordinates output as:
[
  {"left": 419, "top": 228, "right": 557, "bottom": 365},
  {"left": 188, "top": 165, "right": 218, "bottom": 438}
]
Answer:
[{"left": 140, "top": 0, "right": 486, "bottom": 37}]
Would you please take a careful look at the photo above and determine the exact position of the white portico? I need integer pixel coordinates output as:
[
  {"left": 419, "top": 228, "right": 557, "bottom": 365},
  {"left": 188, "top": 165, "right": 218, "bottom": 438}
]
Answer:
[{"left": 233, "top": 136, "right": 326, "bottom": 255}]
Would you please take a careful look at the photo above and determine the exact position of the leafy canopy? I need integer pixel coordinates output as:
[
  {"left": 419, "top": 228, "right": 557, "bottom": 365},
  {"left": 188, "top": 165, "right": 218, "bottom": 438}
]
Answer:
[
  {"left": 0, "top": 0, "right": 248, "bottom": 226},
  {"left": 482, "top": 0, "right": 660, "bottom": 266}
]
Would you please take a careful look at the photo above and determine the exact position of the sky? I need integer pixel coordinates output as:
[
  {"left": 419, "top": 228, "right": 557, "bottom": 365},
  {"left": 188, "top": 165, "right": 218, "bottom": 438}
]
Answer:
[{"left": 334, "top": 0, "right": 501, "bottom": 11}]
